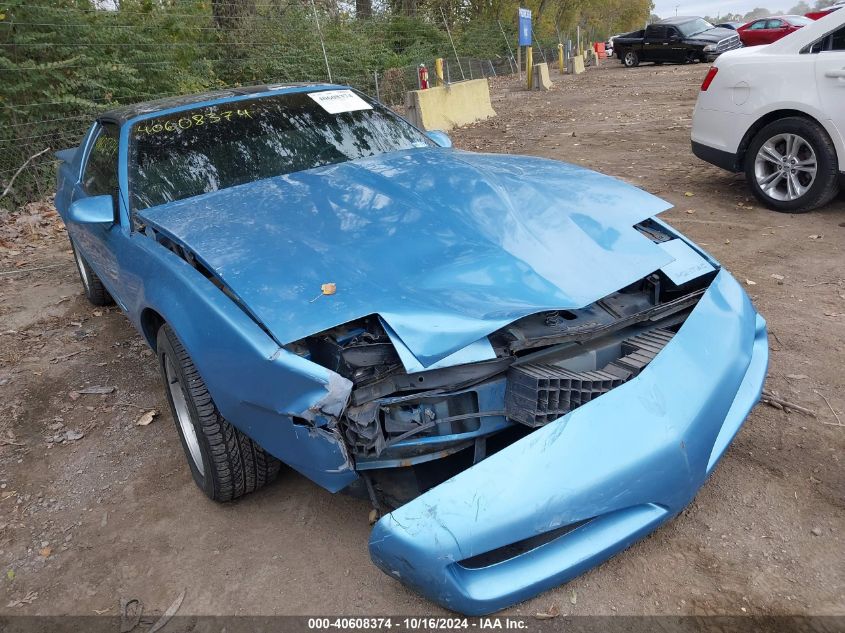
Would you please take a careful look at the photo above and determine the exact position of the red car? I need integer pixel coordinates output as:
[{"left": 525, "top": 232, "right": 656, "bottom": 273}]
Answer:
[
  {"left": 806, "top": 1, "right": 844, "bottom": 20},
  {"left": 737, "top": 15, "right": 812, "bottom": 46}
]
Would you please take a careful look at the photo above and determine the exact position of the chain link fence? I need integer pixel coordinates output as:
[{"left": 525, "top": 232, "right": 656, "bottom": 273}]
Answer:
[{"left": 0, "top": 1, "right": 557, "bottom": 208}]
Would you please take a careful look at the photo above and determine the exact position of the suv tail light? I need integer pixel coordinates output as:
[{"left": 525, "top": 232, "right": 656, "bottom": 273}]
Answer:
[{"left": 701, "top": 67, "right": 719, "bottom": 91}]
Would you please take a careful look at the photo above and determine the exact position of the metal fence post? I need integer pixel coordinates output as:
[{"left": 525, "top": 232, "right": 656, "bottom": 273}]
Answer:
[
  {"left": 497, "top": 19, "right": 517, "bottom": 76},
  {"left": 309, "top": 0, "right": 332, "bottom": 83},
  {"left": 440, "top": 7, "right": 465, "bottom": 80}
]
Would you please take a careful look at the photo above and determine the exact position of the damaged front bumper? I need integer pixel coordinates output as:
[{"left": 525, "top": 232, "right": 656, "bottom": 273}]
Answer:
[{"left": 368, "top": 269, "right": 768, "bottom": 615}]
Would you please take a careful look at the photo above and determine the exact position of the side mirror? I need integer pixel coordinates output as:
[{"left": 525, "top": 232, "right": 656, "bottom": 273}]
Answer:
[
  {"left": 68, "top": 195, "right": 115, "bottom": 225},
  {"left": 426, "top": 130, "right": 452, "bottom": 148}
]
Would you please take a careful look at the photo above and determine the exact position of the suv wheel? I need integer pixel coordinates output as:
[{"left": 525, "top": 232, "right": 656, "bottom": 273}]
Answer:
[
  {"left": 157, "top": 324, "right": 281, "bottom": 501},
  {"left": 745, "top": 117, "right": 840, "bottom": 213},
  {"left": 623, "top": 50, "right": 639, "bottom": 67}
]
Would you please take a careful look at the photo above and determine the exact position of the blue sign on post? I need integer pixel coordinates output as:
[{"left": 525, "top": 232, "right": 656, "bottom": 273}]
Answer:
[{"left": 518, "top": 7, "right": 532, "bottom": 46}]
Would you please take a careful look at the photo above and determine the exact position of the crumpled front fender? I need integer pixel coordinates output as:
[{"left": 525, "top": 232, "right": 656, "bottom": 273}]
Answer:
[{"left": 368, "top": 269, "right": 768, "bottom": 615}]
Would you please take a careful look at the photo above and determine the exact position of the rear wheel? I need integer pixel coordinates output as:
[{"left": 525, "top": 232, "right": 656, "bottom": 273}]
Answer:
[
  {"left": 69, "top": 237, "right": 113, "bottom": 306},
  {"left": 157, "top": 324, "right": 281, "bottom": 501},
  {"left": 623, "top": 50, "right": 640, "bottom": 67},
  {"left": 744, "top": 117, "right": 840, "bottom": 213}
]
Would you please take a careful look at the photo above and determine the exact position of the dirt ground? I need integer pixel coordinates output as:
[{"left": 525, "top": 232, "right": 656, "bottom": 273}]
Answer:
[{"left": 1, "top": 60, "right": 844, "bottom": 619}]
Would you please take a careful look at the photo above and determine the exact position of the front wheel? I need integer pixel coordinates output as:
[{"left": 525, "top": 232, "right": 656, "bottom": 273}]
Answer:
[
  {"left": 744, "top": 117, "right": 840, "bottom": 213},
  {"left": 157, "top": 324, "right": 281, "bottom": 501},
  {"left": 623, "top": 50, "right": 640, "bottom": 67}
]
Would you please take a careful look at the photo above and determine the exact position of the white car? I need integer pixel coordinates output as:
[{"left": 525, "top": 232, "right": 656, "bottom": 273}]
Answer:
[{"left": 691, "top": 10, "right": 845, "bottom": 212}]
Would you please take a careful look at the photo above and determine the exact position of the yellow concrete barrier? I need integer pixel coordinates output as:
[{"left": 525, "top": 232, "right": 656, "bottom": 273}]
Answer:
[
  {"left": 404, "top": 79, "right": 496, "bottom": 131},
  {"left": 573, "top": 55, "right": 585, "bottom": 75},
  {"left": 532, "top": 62, "right": 553, "bottom": 90}
]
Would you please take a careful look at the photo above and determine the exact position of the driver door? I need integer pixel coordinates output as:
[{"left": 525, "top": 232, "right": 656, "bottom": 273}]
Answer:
[
  {"left": 764, "top": 18, "right": 788, "bottom": 44},
  {"left": 666, "top": 26, "right": 686, "bottom": 62},
  {"left": 69, "top": 124, "right": 123, "bottom": 297}
]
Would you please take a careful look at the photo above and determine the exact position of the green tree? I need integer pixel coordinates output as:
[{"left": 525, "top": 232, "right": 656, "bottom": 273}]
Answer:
[
  {"left": 788, "top": 1, "right": 811, "bottom": 13},
  {"left": 743, "top": 7, "right": 773, "bottom": 20}
]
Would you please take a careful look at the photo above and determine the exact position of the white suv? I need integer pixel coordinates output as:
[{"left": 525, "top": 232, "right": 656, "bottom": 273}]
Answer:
[{"left": 691, "top": 11, "right": 845, "bottom": 212}]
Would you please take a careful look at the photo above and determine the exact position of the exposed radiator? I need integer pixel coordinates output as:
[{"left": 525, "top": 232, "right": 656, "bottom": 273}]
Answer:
[{"left": 505, "top": 328, "right": 675, "bottom": 427}]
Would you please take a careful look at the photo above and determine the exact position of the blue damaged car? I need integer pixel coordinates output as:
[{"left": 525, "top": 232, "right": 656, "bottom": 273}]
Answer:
[{"left": 55, "top": 83, "right": 768, "bottom": 615}]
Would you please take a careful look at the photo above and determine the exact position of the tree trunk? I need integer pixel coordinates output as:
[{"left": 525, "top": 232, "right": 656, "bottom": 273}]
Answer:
[
  {"left": 212, "top": 0, "right": 256, "bottom": 29},
  {"left": 401, "top": 0, "right": 417, "bottom": 17},
  {"left": 356, "top": 0, "right": 373, "bottom": 18}
]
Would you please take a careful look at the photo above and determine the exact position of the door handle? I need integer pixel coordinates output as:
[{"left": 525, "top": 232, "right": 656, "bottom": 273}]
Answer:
[{"left": 825, "top": 69, "right": 845, "bottom": 78}]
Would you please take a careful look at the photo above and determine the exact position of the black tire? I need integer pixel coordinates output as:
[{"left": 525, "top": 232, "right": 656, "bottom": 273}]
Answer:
[
  {"left": 69, "top": 237, "right": 114, "bottom": 306},
  {"left": 157, "top": 324, "right": 281, "bottom": 501},
  {"left": 654, "top": 61, "right": 664, "bottom": 65},
  {"left": 744, "top": 117, "right": 840, "bottom": 214},
  {"left": 623, "top": 50, "right": 640, "bottom": 67}
]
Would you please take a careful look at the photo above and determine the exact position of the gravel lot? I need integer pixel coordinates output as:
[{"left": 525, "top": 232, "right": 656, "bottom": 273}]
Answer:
[{"left": 1, "top": 60, "right": 843, "bottom": 619}]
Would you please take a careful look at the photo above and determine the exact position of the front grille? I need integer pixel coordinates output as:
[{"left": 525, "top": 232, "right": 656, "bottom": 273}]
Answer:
[
  {"left": 505, "top": 328, "right": 674, "bottom": 427},
  {"left": 716, "top": 35, "right": 741, "bottom": 52}
]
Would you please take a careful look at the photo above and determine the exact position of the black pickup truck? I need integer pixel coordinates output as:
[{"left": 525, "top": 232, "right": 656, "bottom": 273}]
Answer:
[{"left": 614, "top": 17, "right": 742, "bottom": 67}]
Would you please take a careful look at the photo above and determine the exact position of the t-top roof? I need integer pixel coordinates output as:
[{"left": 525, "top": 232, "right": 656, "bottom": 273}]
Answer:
[{"left": 97, "top": 83, "right": 336, "bottom": 126}]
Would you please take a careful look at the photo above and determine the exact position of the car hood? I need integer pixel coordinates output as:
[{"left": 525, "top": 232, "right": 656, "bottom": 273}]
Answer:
[
  {"left": 688, "top": 27, "right": 737, "bottom": 43},
  {"left": 138, "top": 148, "right": 676, "bottom": 367}
]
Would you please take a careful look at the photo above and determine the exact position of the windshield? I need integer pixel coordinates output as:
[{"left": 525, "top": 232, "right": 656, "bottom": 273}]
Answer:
[
  {"left": 678, "top": 18, "right": 714, "bottom": 37},
  {"left": 128, "top": 90, "right": 432, "bottom": 211}
]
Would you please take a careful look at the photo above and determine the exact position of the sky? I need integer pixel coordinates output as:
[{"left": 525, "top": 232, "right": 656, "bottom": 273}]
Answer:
[{"left": 652, "top": 0, "right": 790, "bottom": 18}]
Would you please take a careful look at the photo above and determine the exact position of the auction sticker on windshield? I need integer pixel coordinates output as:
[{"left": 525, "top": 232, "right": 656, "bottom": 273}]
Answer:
[{"left": 308, "top": 90, "right": 372, "bottom": 114}]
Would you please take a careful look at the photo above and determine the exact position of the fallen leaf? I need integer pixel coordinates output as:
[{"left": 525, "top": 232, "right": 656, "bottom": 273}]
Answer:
[
  {"left": 724, "top": 239, "right": 731, "bottom": 245},
  {"left": 368, "top": 509, "right": 379, "bottom": 525},
  {"left": 39, "top": 547, "right": 52, "bottom": 558},
  {"left": 76, "top": 386, "right": 115, "bottom": 395},
  {"left": 808, "top": 234, "right": 822, "bottom": 240},
  {"left": 570, "top": 589, "right": 577, "bottom": 605},
  {"left": 68, "top": 391, "right": 80, "bottom": 401},
  {"left": 534, "top": 603, "right": 560, "bottom": 619},
  {"left": 685, "top": 209, "right": 695, "bottom": 214},
  {"left": 92, "top": 310, "right": 102, "bottom": 317},
  {"left": 745, "top": 279, "right": 756, "bottom": 286},
  {"left": 135, "top": 410, "right": 157, "bottom": 426},
  {"left": 684, "top": 191, "right": 694, "bottom": 197},
  {"left": 7, "top": 591, "right": 37, "bottom": 608},
  {"left": 148, "top": 589, "right": 186, "bottom": 633}
]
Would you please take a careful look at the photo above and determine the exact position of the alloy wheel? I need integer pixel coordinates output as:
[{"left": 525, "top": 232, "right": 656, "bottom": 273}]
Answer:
[
  {"left": 754, "top": 133, "right": 817, "bottom": 202},
  {"left": 165, "top": 356, "right": 205, "bottom": 476}
]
